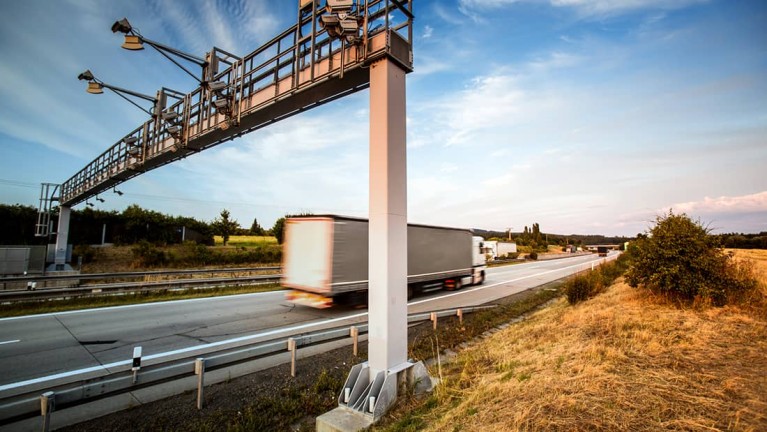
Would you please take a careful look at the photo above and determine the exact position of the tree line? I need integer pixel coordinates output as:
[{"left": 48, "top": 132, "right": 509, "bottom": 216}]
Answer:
[
  {"left": 476, "top": 223, "right": 633, "bottom": 251},
  {"left": 716, "top": 232, "right": 767, "bottom": 249},
  {"left": 0, "top": 203, "right": 287, "bottom": 246}
]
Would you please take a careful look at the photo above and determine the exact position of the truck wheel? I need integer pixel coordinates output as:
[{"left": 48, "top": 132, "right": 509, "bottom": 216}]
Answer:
[
  {"left": 478, "top": 271, "right": 485, "bottom": 285},
  {"left": 407, "top": 285, "right": 414, "bottom": 300}
]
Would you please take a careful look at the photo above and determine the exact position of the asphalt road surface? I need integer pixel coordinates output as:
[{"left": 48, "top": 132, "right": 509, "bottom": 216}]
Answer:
[{"left": 0, "top": 253, "right": 614, "bottom": 389}]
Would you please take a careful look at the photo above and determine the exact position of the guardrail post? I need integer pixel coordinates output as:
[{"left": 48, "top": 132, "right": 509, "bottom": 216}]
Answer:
[
  {"left": 430, "top": 312, "right": 437, "bottom": 330},
  {"left": 350, "top": 326, "right": 359, "bottom": 356},
  {"left": 591, "top": 262, "right": 595, "bottom": 271},
  {"left": 195, "top": 358, "right": 205, "bottom": 410},
  {"left": 132, "top": 346, "right": 142, "bottom": 384},
  {"left": 40, "top": 391, "right": 54, "bottom": 432},
  {"left": 287, "top": 338, "right": 297, "bottom": 377},
  {"left": 457, "top": 308, "right": 463, "bottom": 325}
]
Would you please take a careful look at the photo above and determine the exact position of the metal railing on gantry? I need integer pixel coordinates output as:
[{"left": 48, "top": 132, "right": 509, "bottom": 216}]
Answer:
[{"left": 49, "top": 0, "right": 413, "bottom": 209}]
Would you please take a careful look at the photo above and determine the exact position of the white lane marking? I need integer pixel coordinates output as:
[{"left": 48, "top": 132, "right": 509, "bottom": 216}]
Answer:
[
  {"left": 409, "top": 257, "right": 608, "bottom": 307},
  {"left": 0, "top": 257, "right": 596, "bottom": 323},
  {"left": 0, "top": 340, "right": 20, "bottom": 346},
  {"left": 0, "top": 309, "right": 369, "bottom": 392},
  {"left": 0, "top": 290, "right": 284, "bottom": 322},
  {"left": 0, "top": 256, "right": 615, "bottom": 392},
  {"left": 487, "top": 257, "right": 595, "bottom": 276}
]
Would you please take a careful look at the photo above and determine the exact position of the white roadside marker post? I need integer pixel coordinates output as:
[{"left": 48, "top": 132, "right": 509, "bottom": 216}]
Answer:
[{"left": 132, "top": 346, "right": 142, "bottom": 384}]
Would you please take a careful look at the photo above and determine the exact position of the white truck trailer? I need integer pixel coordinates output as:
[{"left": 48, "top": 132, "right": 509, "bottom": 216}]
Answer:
[
  {"left": 497, "top": 241, "right": 517, "bottom": 257},
  {"left": 282, "top": 215, "right": 486, "bottom": 308}
]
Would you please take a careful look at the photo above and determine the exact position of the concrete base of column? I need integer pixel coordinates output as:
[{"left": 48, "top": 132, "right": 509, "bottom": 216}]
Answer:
[
  {"left": 45, "top": 263, "right": 75, "bottom": 272},
  {"left": 316, "top": 360, "right": 434, "bottom": 431}
]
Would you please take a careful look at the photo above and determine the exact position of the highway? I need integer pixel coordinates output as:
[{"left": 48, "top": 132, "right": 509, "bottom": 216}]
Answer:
[{"left": 0, "top": 253, "right": 611, "bottom": 389}]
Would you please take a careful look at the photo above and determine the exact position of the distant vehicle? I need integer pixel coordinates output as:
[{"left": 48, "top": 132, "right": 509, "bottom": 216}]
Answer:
[
  {"left": 480, "top": 241, "right": 517, "bottom": 260},
  {"left": 282, "top": 215, "right": 487, "bottom": 308},
  {"left": 497, "top": 241, "right": 517, "bottom": 257},
  {"left": 597, "top": 246, "right": 609, "bottom": 257}
]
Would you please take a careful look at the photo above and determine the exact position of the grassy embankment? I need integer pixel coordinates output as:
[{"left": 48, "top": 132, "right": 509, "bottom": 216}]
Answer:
[
  {"left": 149, "top": 281, "right": 569, "bottom": 431},
  {"left": 377, "top": 249, "right": 767, "bottom": 431}
]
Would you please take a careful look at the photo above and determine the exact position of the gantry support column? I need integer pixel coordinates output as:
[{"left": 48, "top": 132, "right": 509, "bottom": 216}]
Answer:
[
  {"left": 53, "top": 205, "right": 71, "bottom": 271},
  {"left": 317, "top": 46, "right": 432, "bottom": 432},
  {"left": 368, "top": 57, "right": 408, "bottom": 377}
]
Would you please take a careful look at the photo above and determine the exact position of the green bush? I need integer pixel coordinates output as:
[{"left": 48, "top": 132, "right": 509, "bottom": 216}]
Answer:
[
  {"left": 625, "top": 211, "right": 757, "bottom": 305},
  {"left": 527, "top": 252, "right": 538, "bottom": 260},
  {"left": 73, "top": 244, "right": 98, "bottom": 264},
  {"left": 131, "top": 240, "right": 168, "bottom": 267},
  {"left": 565, "top": 254, "right": 631, "bottom": 304},
  {"left": 128, "top": 240, "right": 282, "bottom": 268},
  {"left": 565, "top": 272, "right": 602, "bottom": 304}
]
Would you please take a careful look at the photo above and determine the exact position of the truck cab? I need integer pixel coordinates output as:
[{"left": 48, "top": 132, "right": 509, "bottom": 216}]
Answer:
[{"left": 471, "top": 236, "right": 487, "bottom": 285}]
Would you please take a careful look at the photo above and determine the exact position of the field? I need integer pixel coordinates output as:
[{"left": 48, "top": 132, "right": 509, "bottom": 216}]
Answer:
[
  {"left": 379, "top": 251, "right": 767, "bottom": 431},
  {"left": 213, "top": 235, "right": 277, "bottom": 247},
  {"left": 78, "top": 236, "right": 281, "bottom": 273},
  {"left": 730, "top": 248, "right": 767, "bottom": 275}
]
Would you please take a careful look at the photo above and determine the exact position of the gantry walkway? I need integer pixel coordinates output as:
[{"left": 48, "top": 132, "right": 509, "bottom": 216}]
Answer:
[{"left": 48, "top": 0, "right": 412, "bottom": 212}]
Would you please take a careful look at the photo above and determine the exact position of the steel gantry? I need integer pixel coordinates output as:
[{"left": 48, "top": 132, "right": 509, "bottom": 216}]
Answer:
[
  {"left": 45, "top": 0, "right": 413, "bottom": 209},
  {"left": 37, "top": 0, "right": 420, "bottom": 426}
]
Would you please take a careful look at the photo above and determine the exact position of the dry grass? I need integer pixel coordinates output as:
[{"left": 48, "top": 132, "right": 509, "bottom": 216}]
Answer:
[
  {"left": 729, "top": 249, "right": 767, "bottom": 276},
  {"left": 380, "top": 253, "right": 767, "bottom": 432}
]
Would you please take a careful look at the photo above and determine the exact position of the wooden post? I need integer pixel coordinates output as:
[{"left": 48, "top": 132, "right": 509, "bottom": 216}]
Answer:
[
  {"left": 288, "top": 338, "right": 297, "bottom": 377},
  {"left": 195, "top": 358, "right": 205, "bottom": 410},
  {"left": 40, "top": 391, "right": 54, "bottom": 432},
  {"left": 457, "top": 308, "right": 463, "bottom": 325},
  {"left": 430, "top": 312, "right": 437, "bottom": 330},
  {"left": 350, "top": 326, "right": 359, "bottom": 356}
]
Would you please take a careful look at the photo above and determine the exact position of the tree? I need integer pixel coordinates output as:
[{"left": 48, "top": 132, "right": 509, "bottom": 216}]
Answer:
[
  {"left": 212, "top": 209, "right": 239, "bottom": 246},
  {"left": 271, "top": 213, "right": 314, "bottom": 245},
  {"left": 250, "top": 217, "right": 265, "bottom": 236},
  {"left": 0, "top": 204, "right": 43, "bottom": 245},
  {"left": 271, "top": 217, "right": 286, "bottom": 244},
  {"left": 625, "top": 210, "right": 756, "bottom": 305}
]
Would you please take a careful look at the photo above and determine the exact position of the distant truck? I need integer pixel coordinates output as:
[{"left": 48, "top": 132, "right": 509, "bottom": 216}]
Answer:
[
  {"left": 497, "top": 241, "right": 518, "bottom": 258},
  {"left": 282, "top": 215, "right": 486, "bottom": 308},
  {"left": 480, "top": 241, "right": 518, "bottom": 260},
  {"left": 597, "top": 246, "right": 609, "bottom": 257}
]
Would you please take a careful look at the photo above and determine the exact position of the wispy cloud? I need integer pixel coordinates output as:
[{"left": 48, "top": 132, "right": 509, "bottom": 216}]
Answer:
[
  {"left": 172, "top": 107, "right": 370, "bottom": 222},
  {"left": 550, "top": 0, "right": 709, "bottom": 17},
  {"left": 422, "top": 25, "right": 434, "bottom": 39},
  {"left": 528, "top": 52, "right": 582, "bottom": 72},
  {"left": 460, "top": 0, "right": 709, "bottom": 18},
  {"left": 668, "top": 192, "right": 767, "bottom": 215},
  {"left": 434, "top": 3, "right": 470, "bottom": 25}
]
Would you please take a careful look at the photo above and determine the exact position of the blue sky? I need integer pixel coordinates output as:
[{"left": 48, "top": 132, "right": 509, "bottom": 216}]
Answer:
[{"left": 0, "top": 0, "right": 765, "bottom": 236}]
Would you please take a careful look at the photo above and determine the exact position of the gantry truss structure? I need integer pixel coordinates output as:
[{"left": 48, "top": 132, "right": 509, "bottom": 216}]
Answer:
[{"left": 36, "top": 0, "right": 412, "bottom": 236}]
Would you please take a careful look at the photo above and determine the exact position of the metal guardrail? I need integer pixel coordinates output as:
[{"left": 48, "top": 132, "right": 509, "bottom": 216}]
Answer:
[
  {"left": 0, "top": 305, "right": 495, "bottom": 427},
  {"left": 0, "top": 274, "right": 282, "bottom": 303},
  {"left": 0, "top": 266, "right": 280, "bottom": 283}
]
